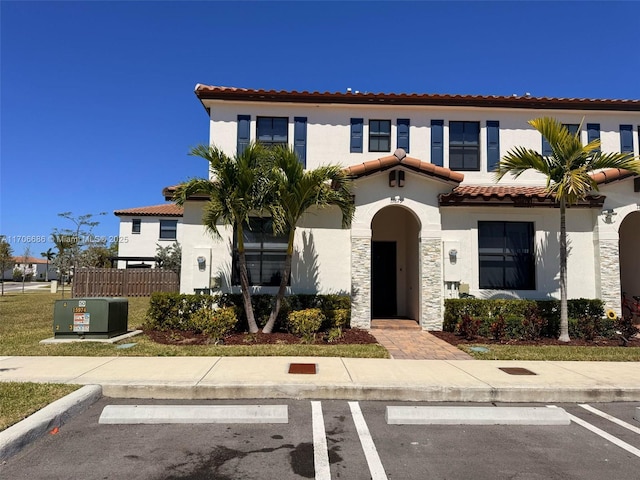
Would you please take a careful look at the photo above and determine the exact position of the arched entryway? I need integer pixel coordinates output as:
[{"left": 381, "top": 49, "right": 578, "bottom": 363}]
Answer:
[
  {"left": 370, "top": 206, "right": 420, "bottom": 319},
  {"left": 619, "top": 211, "right": 640, "bottom": 300}
]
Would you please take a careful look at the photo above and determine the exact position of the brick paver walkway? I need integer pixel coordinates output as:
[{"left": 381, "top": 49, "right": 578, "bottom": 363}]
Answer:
[{"left": 370, "top": 319, "right": 473, "bottom": 360}]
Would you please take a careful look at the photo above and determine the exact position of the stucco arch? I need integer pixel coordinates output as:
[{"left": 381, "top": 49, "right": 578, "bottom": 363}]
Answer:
[{"left": 619, "top": 210, "right": 640, "bottom": 301}]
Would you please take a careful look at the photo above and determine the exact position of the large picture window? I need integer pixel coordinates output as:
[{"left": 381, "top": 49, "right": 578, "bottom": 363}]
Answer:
[
  {"left": 449, "top": 121, "right": 480, "bottom": 171},
  {"left": 232, "top": 218, "right": 289, "bottom": 286},
  {"left": 257, "top": 117, "right": 288, "bottom": 147},
  {"left": 478, "top": 221, "right": 535, "bottom": 290}
]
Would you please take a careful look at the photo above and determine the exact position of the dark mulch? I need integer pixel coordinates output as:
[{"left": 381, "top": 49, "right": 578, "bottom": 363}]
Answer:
[
  {"left": 431, "top": 330, "right": 640, "bottom": 347},
  {"left": 145, "top": 328, "right": 379, "bottom": 346}
]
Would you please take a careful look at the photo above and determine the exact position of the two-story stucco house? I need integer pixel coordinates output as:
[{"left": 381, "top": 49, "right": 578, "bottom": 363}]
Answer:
[
  {"left": 114, "top": 204, "right": 183, "bottom": 268},
  {"left": 161, "top": 85, "right": 639, "bottom": 331}
]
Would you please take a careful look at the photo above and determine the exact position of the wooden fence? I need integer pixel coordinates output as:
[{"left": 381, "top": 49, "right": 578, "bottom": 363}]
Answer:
[{"left": 72, "top": 268, "right": 179, "bottom": 297}]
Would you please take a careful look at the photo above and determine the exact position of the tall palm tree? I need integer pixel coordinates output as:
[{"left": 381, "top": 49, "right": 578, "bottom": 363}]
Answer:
[
  {"left": 41, "top": 247, "right": 56, "bottom": 281},
  {"left": 262, "top": 145, "right": 355, "bottom": 334},
  {"left": 173, "top": 143, "right": 275, "bottom": 333},
  {"left": 496, "top": 117, "right": 640, "bottom": 342}
]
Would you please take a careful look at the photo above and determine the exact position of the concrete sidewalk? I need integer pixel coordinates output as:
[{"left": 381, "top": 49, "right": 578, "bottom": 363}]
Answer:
[{"left": 1, "top": 356, "right": 640, "bottom": 403}]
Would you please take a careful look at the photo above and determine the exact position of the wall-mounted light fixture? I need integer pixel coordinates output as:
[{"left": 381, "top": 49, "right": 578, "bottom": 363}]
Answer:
[
  {"left": 449, "top": 249, "right": 458, "bottom": 264},
  {"left": 601, "top": 208, "right": 617, "bottom": 224},
  {"left": 197, "top": 256, "right": 206, "bottom": 272},
  {"left": 390, "top": 195, "right": 404, "bottom": 204}
]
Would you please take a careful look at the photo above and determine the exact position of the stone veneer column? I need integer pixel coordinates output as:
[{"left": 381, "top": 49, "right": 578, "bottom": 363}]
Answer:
[
  {"left": 350, "top": 237, "right": 371, "bottom": 329},
  {"left": 599, "top": 238, "right": 621, "bottom": 315},
  {"left": 421, "top": 238, "right": 443, "bottom": 330}
]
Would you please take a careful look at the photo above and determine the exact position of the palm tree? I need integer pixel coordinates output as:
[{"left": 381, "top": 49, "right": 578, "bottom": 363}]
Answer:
[
  {"left": 496, "top": 117, "right": 640, "bottom": 342},
  {"left": 41, "top": 247, "right": 56, "bottom": 281},
  {"left": 173, "top": 143, "right": 275, "bottom": 333},
  {"left": 261, "top": 145, "right": 355, "bottom": 334}
]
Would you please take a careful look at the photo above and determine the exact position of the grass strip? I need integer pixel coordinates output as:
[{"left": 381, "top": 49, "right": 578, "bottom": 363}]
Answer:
[
  {"left": 460, "top": 344, "right": 640, "bottom": 361},
  {"left": 0, "top": 382, "right": 80, "bottom": 431}
]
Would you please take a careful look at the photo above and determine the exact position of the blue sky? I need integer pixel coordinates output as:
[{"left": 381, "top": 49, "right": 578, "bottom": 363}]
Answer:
[{"left": 1, "top": 1, "right": 639, "bottom": 255}]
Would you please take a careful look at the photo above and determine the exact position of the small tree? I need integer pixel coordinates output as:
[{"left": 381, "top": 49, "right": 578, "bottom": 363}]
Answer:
[
  {"left": 0, "top": 236, "right": 12, "bottom": 296},
  {"left": 156, "top": 242, "right": 181, "bottom": 277},
  {"left": 20, "top": 245, "right": 32, "bottom": 293}
]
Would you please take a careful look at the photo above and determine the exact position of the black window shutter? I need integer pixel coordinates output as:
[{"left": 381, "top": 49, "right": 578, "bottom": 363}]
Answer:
[
  {"left": 486, "top": 121, "right": 500, "bottom": 172},
  {"left": 397, "top": 118, "right": 410, "bottom": 152},
  {"left": 350, "top": 118, "right": 363, "bottom": 153},
  {"left": 431, "top": 120, "right": 444, "bottom": 167},
  {"left": 237, "top": 115, "right": 250, "bottom": 155},
  {"left": 294, "top": 117, "right": 307, "bottom": 167},
  {"left": 587, "top": 123, "right": 600, "bottom": 151},
  {"left": 541, "top": 135, "right": 552, "bottom": 156},
  {"left": 620, "top": 124, "right": 634, "bottom": 153}
]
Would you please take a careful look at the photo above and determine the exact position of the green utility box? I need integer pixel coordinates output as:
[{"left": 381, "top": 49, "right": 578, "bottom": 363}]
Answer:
[{"left": 53, "top": 298, "right": 128, "bottom": 339}]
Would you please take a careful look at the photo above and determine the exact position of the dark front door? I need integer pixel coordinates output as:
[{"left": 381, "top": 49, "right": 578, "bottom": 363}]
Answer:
[{"left": 372, "top": 241, "right": 397, "bottom": 317}]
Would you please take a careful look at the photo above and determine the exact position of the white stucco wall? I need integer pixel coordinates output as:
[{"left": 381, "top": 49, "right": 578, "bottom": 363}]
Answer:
[
  {"left": 117, "top": 216, "right": 183, "bottom": 268},
  {"left": 204, "top": 100, "right": 639, "bottom": 186}
]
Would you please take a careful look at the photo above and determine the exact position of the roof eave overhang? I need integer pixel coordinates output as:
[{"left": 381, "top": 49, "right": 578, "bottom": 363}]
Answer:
[
  {"left": 438, "top": 194, "right": 606, "bottom": 208},
  {"left": 194, "top": 87, "right": 640, "bottom": 112}
]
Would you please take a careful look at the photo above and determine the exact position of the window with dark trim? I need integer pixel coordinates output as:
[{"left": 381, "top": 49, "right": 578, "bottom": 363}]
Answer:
[
  {"left": 449, "top": 121, "right": 480, "bottom": 171},
  {"left": 543, "top": 123, "right": 580, "bottom": 155},
  {"left": 257, "top": 117, "right": 288, "bottom": 147},
  {"left": 132, "top": 219, "right": 141, "bottom": 234},
  {"left": 369, "top": 120, "right": 391, "bottom": 152},
  {"left": 159, "top": 219, "right": 177, "bottom": 240},
  {"left": 232, "top": 217, "right": 289, "bottom": 286},
  {"left": 478, "top": 221, "right": 535, "bottom": 290}
]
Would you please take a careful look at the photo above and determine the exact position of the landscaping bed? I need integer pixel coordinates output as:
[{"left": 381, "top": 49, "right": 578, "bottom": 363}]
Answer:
[
  {"left": 431, "top": 330, "right": 640, "bottom": 348},
  {"left": 146, "top": 327, "right": 378, "bottom": 346}
]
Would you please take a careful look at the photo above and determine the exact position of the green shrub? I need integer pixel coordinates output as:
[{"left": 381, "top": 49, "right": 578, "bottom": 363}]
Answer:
[
  {"left": 145, "top": 292, "right": 219, "bottom": 331},
  {"left": 614, "top": 313, "right": 639, "bottom": 341},
  {"left": 189, "top": 306, "right": 238, "bottom": 343},
  {"left": 455, "top": 314, "right": 481, "bottom": 340},
  {"left": 326, "top": 327, "right": 343, "bottom": 343},
  {"left": 287, "top": 308, "right": 324, "bottom": 338},
  {"left": 325, "top": 308, "right": 350, "bottom": 329}
]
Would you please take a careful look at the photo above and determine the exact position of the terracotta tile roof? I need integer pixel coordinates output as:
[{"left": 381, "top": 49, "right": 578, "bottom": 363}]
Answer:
[
  {"left": 12, "top": 256, "right": 48, "bottom": 264},
  {"left": 345, "top": 150, "right": 464, "bottom": 184},
  {"left": 439, "top": 185, "right": 605, "bottom": 208},
  {"left": 162, "top": 185, "right": 211, "bottom": 201},
  {"left": 590, "top": 168, "right": 637, "bottom": 185},
  {"left": 195, "top": 84, "right": 640, "bottom": 112},
  {"left": 114, "top": 204, "right": 183, "bottom": 217}
]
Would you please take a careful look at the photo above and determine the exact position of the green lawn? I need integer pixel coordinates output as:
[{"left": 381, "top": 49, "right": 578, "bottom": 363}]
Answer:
[
  {"left": 0, "top": 382, "right": 80, "bottom": 431},
  {"left": 0, "top": 290, "right": 388, "bottom": 358},
  {"left": 459, "top": 344, "right": 640, "bottom": 361}
]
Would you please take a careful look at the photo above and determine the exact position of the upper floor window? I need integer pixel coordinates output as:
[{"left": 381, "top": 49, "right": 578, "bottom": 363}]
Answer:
[
  {"left": 232, "top": 217, "right": 289, "bottom": 286},
  {"left": 369, "top": 120, "right": 391, "bottom": 152},
  {"left": 478, "top": 221, "right": 535, "bottom": 290},
  {"left": 159, "top": 220, "right": 177, "bottom": 240},
  {"left": 449, "top": 121, "right": 480, "bottom": 171},
  {"left": 543, "top": 123, "right": 580, "bottom": 155},
  {"left": 257, "top": 117, "right": 288, "bottom": 147},
  {"left": 132, "top": 219, "right": 141, "bottom": 234}
]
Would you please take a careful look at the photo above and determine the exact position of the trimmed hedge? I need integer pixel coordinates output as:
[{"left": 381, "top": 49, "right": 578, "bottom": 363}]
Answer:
[
  {"left": 444, "top": 298, "right": 609, "bottom": 340},
  {"left": 147, "top": 292, "right": 351, "bottom": 333}
]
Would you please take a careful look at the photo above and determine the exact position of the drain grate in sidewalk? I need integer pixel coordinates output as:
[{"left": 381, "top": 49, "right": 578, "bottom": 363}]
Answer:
[{"left": 499, "top": 367, "right": 536, "bottom": 375}]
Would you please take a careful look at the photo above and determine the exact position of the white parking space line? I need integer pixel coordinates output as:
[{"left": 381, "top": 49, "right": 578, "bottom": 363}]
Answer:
[
  {"left": 311, "top": 401, "right": 331, "bottom": 480},
  {"left": 548, "top": 406, "right": 640, "bottom": 458},
  {"left": 579, "top": 404, "right": 640, "bottom": 435},
  {"left": 348, "top": 401, "right": 388, "bottom": 480}
]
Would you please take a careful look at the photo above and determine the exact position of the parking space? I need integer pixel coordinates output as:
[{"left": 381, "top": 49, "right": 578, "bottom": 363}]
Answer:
[{"left": 1, "top": 399, "right": 640, "bottom": 479}]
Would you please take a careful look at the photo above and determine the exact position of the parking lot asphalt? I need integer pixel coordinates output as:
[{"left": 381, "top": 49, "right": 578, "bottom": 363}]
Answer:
[{"left": 2, "top": 399, "right": 640, "bottom": 480}]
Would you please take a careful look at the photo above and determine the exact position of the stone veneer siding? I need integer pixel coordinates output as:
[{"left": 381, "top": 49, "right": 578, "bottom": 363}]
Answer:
[
  {"left": 350, "top": 237, "right": 371, "bottom": 329},
  {"left": 599, "top": 239, "right": 621, "bottom": 315},
  {"left": 421, "top": 238, "right": 443, "bottom": 330}
]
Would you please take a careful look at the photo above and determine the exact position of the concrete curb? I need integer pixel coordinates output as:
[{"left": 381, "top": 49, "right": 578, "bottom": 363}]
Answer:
[
  {"left": 0, "top": 384, "right": 102, "bottom": 461},
  {"left": 100, "top": 384, "right": 640, "bottom": 403}
]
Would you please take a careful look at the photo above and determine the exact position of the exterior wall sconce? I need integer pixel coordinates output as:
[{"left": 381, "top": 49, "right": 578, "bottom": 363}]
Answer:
[
  {"left": 388, "top": 170, "right": 405, "bottom": 188},
  {"left": 197, "top": 256, "right": 206, "bottom": 271},
  {"left": 390, "top": 195, "right": 404, "bottom": 203},
  {"left": 449, "top": 249, "right": 458, "bottom": 264},
  {"left": 601, "top": 208, "right": 617, "bottom": 224}
]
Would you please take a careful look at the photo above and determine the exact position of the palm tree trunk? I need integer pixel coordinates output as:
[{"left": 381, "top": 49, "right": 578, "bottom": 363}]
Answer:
[
  {"left": 237, "top": 226, "right": 259, "bottom": 333},
  {"left": 263, "top": 231, "right": 294, "bottom": 334},
  {"left": 558, "top": 199, "right": 570, "bottom": 342}
]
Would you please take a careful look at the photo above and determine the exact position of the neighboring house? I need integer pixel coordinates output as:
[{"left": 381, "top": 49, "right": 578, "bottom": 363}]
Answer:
[
  {"left": 161, "top": 85, "right": 639, "bottom": 331},
  {"left": 3, "top": 256, "right": 58, "bottom": 281},
  {"left": 113, "top": 204, "right": 183, "bottom": 268}
]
